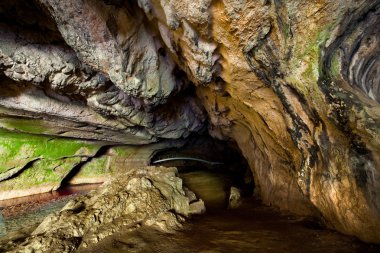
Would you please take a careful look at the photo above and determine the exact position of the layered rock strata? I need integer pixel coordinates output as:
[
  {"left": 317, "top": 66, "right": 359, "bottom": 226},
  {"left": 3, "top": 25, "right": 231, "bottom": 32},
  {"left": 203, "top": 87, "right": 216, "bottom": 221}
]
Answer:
[{"left": 0, "top": 127, "right": 188, "bottom": 200}]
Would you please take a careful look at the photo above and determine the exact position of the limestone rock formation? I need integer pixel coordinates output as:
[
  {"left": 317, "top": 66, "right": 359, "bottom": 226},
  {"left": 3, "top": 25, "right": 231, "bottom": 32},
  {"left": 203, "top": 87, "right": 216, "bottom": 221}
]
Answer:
[
  {"left": 0, "top": 129, "right": 189, "bottom": 200},
  {"left": 4, "top": 166, "right": 204, "bottom": 253},
  {"left": 0, "top": 0, "right": 206, "bottom": 143},
  {"left": 0, "top": 0, "right": 379, "bottom": 243},
  {"left": 0, "top": 129, "right": 102, "bottom": 200}
]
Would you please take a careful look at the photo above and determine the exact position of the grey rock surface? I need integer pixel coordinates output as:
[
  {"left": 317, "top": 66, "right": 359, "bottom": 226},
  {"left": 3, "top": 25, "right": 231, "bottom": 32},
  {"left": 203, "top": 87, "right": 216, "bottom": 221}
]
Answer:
[
  {"left": 0, "top": 0, "right": 206, "bottom": 143},
  {"left": 6, "top": 166, "right": 204, "bottom": 253}
]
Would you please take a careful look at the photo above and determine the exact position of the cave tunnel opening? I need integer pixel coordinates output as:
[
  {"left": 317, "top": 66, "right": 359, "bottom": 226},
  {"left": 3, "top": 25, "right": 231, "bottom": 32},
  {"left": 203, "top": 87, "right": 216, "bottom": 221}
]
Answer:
[{"left": 150, "top": 134, "right": 254, "bottom": 210}]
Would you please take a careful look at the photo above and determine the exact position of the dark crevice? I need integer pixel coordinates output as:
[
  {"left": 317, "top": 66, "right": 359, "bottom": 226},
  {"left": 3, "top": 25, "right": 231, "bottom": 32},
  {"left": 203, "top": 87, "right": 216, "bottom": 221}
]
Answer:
[
  {"left": 0, "top": 0, "right": 64, "bottom": 43},
  {"left": 0, "top": 159, "right": 40, "bottom": 182},
  {"left": 150, "top": 134, "right": 254, "bottom": 202},
  {"left": 59, "top": 145, "right": 112, "bottom": 188}
]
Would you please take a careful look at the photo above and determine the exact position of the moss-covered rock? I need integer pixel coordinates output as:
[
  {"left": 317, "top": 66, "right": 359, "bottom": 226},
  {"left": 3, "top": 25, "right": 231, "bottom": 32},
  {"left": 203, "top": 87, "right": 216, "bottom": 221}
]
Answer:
[
  {"left": 0, "top": 129, "right": 102, "bottom": 199},
  {"left": 69, "top": 144, "right": 174, "bottom": 184}
]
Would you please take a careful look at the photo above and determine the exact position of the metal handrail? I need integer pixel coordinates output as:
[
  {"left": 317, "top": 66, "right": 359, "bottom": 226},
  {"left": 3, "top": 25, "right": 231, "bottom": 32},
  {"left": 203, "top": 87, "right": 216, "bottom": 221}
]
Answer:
[{"left": 151, "top": 157, "right": 224, "bottom": 166}]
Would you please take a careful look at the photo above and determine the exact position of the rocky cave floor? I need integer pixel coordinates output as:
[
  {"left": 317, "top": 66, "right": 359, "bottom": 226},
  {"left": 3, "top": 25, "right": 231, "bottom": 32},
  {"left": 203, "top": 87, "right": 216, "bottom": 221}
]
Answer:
[
  {"left": 1, "top": 183, "right": 379, "bottom": 253},
  {"left": 80, "top": 200, "right": 380, "bottom": 253},
  {"left": 0, "top": 184, "right": 100, "bottom": 242}
]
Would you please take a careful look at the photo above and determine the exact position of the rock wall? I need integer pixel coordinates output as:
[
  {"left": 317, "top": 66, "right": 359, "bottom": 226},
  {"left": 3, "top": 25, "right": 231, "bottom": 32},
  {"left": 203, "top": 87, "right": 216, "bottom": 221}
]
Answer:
[
  {"left": 0, "top": 0, "right": 379, "bottom": 243},
  {"left": 0, "top": 0, "right": 206, "bottom": 143},
  {"left": 0, "top": 129, "right": 102, "bottom": 200},
  {"left": 0, "top": 128, "right": 186, "bottom": 200}
]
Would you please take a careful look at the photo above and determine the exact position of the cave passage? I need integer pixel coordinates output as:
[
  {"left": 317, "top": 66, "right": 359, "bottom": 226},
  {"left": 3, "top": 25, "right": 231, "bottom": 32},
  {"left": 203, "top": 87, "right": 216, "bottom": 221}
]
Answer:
[
  {"left": 150, "top": 135, "right": 254, "bottom": 209},
  {"left": 0, "top": 0, "right": 380, "bottom": 250}
]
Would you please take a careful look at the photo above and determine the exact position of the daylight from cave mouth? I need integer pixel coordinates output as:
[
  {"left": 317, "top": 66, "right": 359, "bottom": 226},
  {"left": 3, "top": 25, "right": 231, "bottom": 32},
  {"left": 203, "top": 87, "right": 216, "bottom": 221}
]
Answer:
[{"left": 0, "top": 0, "right": 379, "bottom": 252}]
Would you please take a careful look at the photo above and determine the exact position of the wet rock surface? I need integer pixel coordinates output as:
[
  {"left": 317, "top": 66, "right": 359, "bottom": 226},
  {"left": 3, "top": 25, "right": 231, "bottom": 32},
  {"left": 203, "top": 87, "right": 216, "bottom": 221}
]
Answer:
[
  {"left": 0, "top": 184, "right": 100, "bottom": 239},
  {"left": 78, "top": 200, "right": 380, "bottom": 253},
  {"left": 1, "top": 167, "right": 204, "bottom": 253},
  {"left": 0, "top": 0, "right": 379, "bottom": 244}
]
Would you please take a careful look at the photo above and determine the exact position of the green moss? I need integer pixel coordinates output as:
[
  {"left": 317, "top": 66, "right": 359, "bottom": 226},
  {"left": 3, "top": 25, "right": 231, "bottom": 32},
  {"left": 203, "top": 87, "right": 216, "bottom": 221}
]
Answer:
[
  {"left": 286, "top": 24, "right": 335, "bottom": 105},
  {"left": 0, "top": 130, "right": 147, "bottom": 194},
  {"left": 112, "top": 145, "right": 136, "bottom": 157},
  {"left": 299, "top": 26, "right": 332, "bottom": 82},
  {"left": 75, "top": 156, "right": 109, "bottom": 178},
  {"left": 0, "top": 127, "right": 103, "bottom": 192},
  {"left": 0, "top": 157, "right": 82, "bottom": 191},
  {"left": 284, "top": 22, "right": 292, "bottom": 39},
  {"left": 283, "top": 22, "right": 293, "bottom": 48},
  {"left": 2, "top": 118, "right": 49, "bottom": 134},
  {"left": 0, "top": 128, "right": 101, "bottom": 174},
  {"left": 330, "top": 51, "right": 342, "bottom": 77},
  {"left": 73, "top": 145, "right": 142, "bottom": 180}
]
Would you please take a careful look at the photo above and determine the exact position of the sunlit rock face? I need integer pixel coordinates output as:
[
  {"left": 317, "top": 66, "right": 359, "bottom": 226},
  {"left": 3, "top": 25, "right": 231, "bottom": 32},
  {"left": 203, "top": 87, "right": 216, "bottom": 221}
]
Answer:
[{"left": 0, "top": 0, "right": 379, "bottom": 243}]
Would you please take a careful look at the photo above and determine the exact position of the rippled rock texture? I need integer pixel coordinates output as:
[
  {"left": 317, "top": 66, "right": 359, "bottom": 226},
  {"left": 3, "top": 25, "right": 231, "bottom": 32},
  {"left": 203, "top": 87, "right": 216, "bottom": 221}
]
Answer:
[
  {"left": 3, "top": 167, "right": 203, "bottom": 253},
  {"left": 0, "top": 0, "right": 379, "bottom": 243}
]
